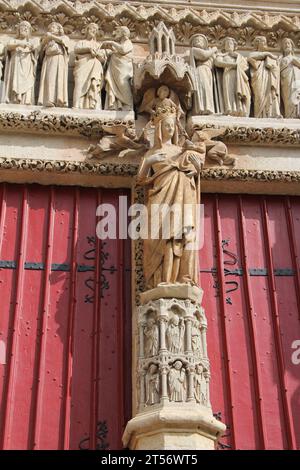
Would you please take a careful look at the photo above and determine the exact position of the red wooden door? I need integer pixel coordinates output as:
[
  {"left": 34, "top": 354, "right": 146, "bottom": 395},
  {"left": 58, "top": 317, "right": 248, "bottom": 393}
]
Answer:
[
  {"left": 201, "top": 194, "right": 300, "bottom": 450},
  {"left": 0, "top": 183, "right": 131, "bottom": 450}
]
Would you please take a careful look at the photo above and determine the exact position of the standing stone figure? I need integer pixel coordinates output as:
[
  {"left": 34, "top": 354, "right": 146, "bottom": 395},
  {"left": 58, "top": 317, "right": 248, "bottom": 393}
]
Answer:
[
  {"left": 189, "top": 34, "right": 217, "bottom": 115},
  {"left": 280, "top": 38, "right": 300, "bottom": 119},
  {"left": 144, "top": 317, "right": 159, "bottom": 357},
  {"left": 102, "top": 26, "right": 133, "bottom": 110},
  {"left": 166, "top": 315, "right": 185, "bottom": 353},
  {"left": 2, "top": 21, "right": 38, "bottom": 105},
  {"left": 194, "top": 364, "right": 207, "bottom": 405},
  {"left": 38, "top": 22, "right": 69, "bottom": 107},
  {"left": 137, "top": 102, "right": 203, "bottom": 288},
  {"left": 0, "top": 43, "right": 4, "bottom": 81},
  {"left": 215, "top": 37, "right": 251, "bottom": 117},
  {"left": 73, "top": 23, "right": 107, "bottom": 109},
  {"left": 191, "top": 318, "right": 202, "bottom": 354},
  {"left": 168, "top": 361, "right": 186, "bottom": 402},
  {"left": 248, "top": 36, "right": 281, "bottom": 118},
  {"left": 145, "top": 364, "right": 160, "bottom": 405}
]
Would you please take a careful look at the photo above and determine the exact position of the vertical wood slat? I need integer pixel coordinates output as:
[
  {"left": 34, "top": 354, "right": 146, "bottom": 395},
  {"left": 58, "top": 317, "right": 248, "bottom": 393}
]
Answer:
[
  {"left": 62, "top": 188, "right": 79, "bottom": 449},
  {"left": 89, "top": 189, "right": 102, "bottom": 449},
  {"left": 117, "top": 193, "right": 125, "bottom": 439},
  {"left": 30, "top": 187, "right": 55, "bottom": 449},
  {"left": 214, "top": 195, "right": 236, "bottom": 449},
  {"left": 238, "top": 196, "right": 267, "bottom": 449},
  {"left": 260, "top": 197, "right": 297, "bottom": 450},
  {"left": 1, "top": 187, "right": 29, "bottom": 449},
  {"left": 285, "top": 197, "right": 300, "bottom": 322}
]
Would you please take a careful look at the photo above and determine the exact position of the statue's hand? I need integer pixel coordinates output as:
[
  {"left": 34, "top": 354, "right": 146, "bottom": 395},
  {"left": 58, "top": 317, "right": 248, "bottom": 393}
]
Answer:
[{"left": 147, "top": 152, "right": 166, "bottom": 165}]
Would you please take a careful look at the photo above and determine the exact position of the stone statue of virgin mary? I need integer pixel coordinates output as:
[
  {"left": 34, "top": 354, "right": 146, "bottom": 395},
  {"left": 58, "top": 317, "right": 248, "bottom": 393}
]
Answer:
[{"left": 137, "top": 101, "right": 205, "bottom": 290}]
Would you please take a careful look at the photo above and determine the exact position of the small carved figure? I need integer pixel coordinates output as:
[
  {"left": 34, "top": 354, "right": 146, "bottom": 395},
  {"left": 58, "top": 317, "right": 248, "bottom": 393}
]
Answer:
[
  {"left": 145, "top": 364, "right": 160, "bottom": 405},
  {"left": 189, "top": 128, "right": 236, "bottom": 166},
  {"left": 194, "top": 364, "right": 207, "bottom": 405},
  {"left": 249, "top": 36, "right": 281, "bottom": 118},
  {"left": 190, "top": 34, "right": 217, "bottom": 115},
  {"left": 166, "top": 314, "right": 185, "bottom": 353},
  {"left": 138, "top": 85, "right": 187, "bottom": 142},
  {"left": 73, "top": 23, "right": 107, "bottom": 109},
  {"left": 2, "top": 21, "right": 38, "bottom": 105},
  {"left": 280, "top": 38, "right": 300, "bottom": 119},
  {"left": 102, "top": 26, "right": 133, "bottom": 110},
  {"left": 215, "top": 37, "right": 251, "bottom": 117},
  {"left": 38, "top": 22, "right": 70, "bottom": 107},
  {"left": 0, "top": 43, "right": 4, "bottom": 80},
  {"left": 144, "top": 317, "right": 159, "bottom": 357},
  {"left": 168, "top": 360, "right": 186, "bottom": 402},
  {"left": 191, "top": 318, "right": 202, "bottom": 354},
  {"left": 86, "top": 124, "right": 147, "bottom": 160}
]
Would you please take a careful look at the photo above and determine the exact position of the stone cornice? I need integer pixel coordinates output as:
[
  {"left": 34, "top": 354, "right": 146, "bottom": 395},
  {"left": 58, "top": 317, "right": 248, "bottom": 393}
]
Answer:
[
  {"left": 0, "top": 107, "right": 134, "bottom": 137},
  {"left": 1, "top": 1, "right": 300, "bottom": 48},
  {"left": 1, "top": 156, "right": 300, "bottom": 184}
]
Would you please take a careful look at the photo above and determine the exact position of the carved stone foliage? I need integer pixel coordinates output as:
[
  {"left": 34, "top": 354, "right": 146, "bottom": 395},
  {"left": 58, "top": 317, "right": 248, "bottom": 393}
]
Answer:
[
  {"left": 0, "top": 110, "right": 134, "bottom": 137},
  {"left": 191, "top": 122, "right": 300, "bottom": 146},
  {"left": 137, "top": 298, "right": 210, "bottom": 410}
]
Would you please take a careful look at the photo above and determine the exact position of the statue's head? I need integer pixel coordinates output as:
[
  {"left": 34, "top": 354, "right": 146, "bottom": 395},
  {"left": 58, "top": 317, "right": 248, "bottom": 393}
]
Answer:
[
  {"left": 153, "top": 103, "right": 178, "bottom": 148},
  {"left": 282, "top": 37, "right": 295, "bottom": 54},
  {"left": 196, "top": 364, "right": 203, "bottom": 374},
  {"left": 149, "top": 364, "right": 158, "bottom": 374},
  {"left": 171, "top": 314, "right": 179, "bottom": 326},
  {"left": 17, "top": 21, "right": 32, "bottom": 39},
  {"left": 115, "top": 26, "right": 130, "bottom": 40},
  {"left": 190, "top": 34, "right": 208, "bottom": 50},
  {"left": 48, "top": 22, "right": 64, "bottom": 36},
  {"left": 85, "top": 22, "right": 98, "bottom": 40},
  {"left": 222, "top": 37, "right": 237, "bottom": 53},
  {"left": 157, "top": 85, "right": 170, "bottom": 100},
  {"left": 174, "top": 360, "right": 183, "bottom": 370},
  {"left": 253, "top": 36, "right": 267, "bottom": 51}
]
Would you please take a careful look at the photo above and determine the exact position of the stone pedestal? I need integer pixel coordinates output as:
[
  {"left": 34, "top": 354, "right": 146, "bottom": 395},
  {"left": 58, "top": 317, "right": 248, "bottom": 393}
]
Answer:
[{"left": 123, "top": 403, "right": 226, "bottom": 450}]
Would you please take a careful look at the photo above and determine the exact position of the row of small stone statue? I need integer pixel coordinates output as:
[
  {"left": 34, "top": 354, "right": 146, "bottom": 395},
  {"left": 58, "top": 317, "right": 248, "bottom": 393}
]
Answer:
[
  {"left": 0, "top": 21, "right": 133, "bottom": 110},
  {"left": 144, "top": 360, "right": 209, "bottom": 406},
  {"left": 143, "top": 314, "right": 203, "bottom": 358},
  {"left": 191, "top": 34, "right": 300, "bottom": 119}
]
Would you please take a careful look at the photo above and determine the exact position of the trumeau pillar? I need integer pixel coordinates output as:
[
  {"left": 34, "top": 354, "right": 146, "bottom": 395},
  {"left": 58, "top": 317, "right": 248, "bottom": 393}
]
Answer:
[{"left": 123, "top": 22, "right": 226, "bottom": 450}]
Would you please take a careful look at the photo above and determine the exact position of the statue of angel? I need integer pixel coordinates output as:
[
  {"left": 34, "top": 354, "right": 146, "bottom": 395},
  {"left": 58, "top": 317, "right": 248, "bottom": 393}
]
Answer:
[
  {"left": 189, "top": 128, "right": 236, "bottom": 166},
  {"left": 86, "top": 123, "right": 148, "bottom": 159}
]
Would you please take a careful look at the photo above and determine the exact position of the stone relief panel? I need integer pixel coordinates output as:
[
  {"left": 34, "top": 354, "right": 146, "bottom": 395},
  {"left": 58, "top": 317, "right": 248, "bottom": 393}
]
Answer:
[{"left": 137, "top": 299, "right": 210, "bottom": 410}]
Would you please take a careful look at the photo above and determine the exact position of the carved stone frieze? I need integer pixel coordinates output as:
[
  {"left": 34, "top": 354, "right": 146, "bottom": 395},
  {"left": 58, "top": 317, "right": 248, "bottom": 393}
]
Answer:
[
  {"left": 0, "top": 2, "right": 300, "bottom": 49},
  {"left": 0, "top": 108, "right": 134, "bottom": 137},
  {"left": 189, "top": 121, "right": 300, "bottom": 146}
]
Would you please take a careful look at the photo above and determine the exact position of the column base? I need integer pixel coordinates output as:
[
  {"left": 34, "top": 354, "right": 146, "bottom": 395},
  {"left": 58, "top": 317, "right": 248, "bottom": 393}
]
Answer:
[{"left": 122, "top": 403, "right": 226, "bottom": 450}]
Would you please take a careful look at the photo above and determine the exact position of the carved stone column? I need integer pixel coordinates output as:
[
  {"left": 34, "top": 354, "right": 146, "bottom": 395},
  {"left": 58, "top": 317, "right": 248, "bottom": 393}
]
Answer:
[{"left": 123, "top": 291, "right": 226, "bottom": 450}]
